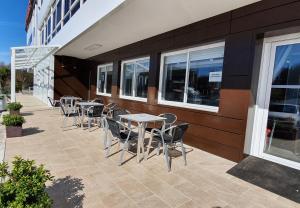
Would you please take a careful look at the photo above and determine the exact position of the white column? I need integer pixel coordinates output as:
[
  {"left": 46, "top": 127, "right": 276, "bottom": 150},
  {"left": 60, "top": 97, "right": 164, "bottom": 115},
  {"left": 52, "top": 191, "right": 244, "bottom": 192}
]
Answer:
[{"left": 10, "top": 49, "right": 16, "bottom": 102}]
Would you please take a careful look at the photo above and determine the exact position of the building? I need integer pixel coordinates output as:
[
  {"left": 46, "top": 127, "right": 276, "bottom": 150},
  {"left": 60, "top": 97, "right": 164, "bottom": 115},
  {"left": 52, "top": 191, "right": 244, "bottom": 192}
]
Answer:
[{"left": 12, "top": 0, "right": 300, "bottom": 170}]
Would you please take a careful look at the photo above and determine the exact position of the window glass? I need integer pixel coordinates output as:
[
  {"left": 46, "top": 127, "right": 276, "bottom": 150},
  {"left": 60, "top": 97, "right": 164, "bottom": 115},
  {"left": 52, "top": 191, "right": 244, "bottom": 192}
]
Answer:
[
  {"left": 187, "top": 46, "right": 224, "bottom": 106},
  {"left": 71, "top": 1, "right": 80, "bottom": 16},
  {"left": 64, "top": 0, "right": 70, "bottom": 15},
  {"left": 106, "top": 67, "right": 113, "bottom": 94},
  {"left": 97, "top": 64, "right": 113, "bottom": 95},
  {"left": 56, "top": 0, "right": 62, "bottom": 23},
  {"left": 160, "top": 43, "right": 224, "bottom": 109},
  {"left": 122, "top": 63, "right": 134, "bottom": 96},
  {"left": 135, "top": 59, "right": 149, "bottom": 98},
  {"left": 162, "top": 53, "right": 187, "bottom": 102}
]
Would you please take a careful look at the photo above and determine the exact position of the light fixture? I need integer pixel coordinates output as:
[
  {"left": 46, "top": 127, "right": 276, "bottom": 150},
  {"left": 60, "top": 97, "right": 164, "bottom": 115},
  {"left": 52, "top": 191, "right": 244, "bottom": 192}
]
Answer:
[{"left": 84, "top": 44, "right": 102, "bottom": 51}]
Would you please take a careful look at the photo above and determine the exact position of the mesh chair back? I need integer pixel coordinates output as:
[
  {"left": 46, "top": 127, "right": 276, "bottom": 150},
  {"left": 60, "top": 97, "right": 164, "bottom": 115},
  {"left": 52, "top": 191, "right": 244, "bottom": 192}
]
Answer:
[
  {"left": 59, "top": 101, "right": 67, "bottom": 115},
  {"left": 93, "top": 98, "right": 104, "bottom": 104},
  {"left": 113, "top": 108, "right": 130, "bottom": 121},
  {"left": 89, "top": 105, "right": 104, "bottom": 117},
  {"left": 172, "top": 123, "right": 189, "bottom": 143},
  {"left": 106, "top": 118, "right": 121, "bottom": 138},
  {"left": 160, "top": 113, "right": 177, "bottom": 129},
  {"left": 48, "top": 97, "right": 54, "bottom": 107}
]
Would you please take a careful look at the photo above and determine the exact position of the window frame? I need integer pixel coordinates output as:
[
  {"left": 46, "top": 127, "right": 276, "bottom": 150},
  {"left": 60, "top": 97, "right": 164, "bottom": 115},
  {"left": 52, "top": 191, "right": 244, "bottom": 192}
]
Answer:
[
  {"left": 96, "top": 63, "right": 113, "bottom": 97},
  {"left": 120, "top": 56, "right": 150, "bottom": 102},
  {"left": 158, "top": 42, "right": 225, "bottom": 112}
]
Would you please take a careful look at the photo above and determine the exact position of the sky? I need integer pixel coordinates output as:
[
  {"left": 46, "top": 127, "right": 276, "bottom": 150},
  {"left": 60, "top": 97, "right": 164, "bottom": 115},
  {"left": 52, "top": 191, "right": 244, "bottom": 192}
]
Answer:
[{"left": 0, "top": 0, "right": 28, "bottom": 65}]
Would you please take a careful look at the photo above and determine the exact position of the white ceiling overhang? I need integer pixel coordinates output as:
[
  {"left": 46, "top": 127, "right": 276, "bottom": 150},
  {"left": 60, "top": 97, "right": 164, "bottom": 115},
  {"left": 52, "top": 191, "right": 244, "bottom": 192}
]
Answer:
[
  {"left": 11, "top": 46, "right": 59, "bottom": 70},
  {"left": 55, "top": 0, "right": 261, "bottom": 59}
]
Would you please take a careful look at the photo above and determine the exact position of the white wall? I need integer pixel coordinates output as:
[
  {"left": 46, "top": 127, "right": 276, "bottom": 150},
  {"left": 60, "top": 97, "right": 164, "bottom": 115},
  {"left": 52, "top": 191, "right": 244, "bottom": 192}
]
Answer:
[
  {"left": 49, "top": 0, "right": 125, "bottom": 47},
  {"left": 33, "top": 55, "right": 54, "bottom": 106}
]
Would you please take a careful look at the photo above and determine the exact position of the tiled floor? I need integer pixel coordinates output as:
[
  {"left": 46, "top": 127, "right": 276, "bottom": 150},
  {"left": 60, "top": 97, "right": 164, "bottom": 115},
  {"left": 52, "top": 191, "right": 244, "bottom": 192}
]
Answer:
[{"left": 4, "top": 95, "right": 299, "bottom": 208}]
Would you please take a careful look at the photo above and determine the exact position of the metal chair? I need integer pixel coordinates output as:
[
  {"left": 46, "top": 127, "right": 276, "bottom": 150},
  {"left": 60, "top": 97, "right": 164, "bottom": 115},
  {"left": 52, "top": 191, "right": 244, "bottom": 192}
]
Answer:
[
  {"left": 86, "top": 105, "right": 104, "bottom": 129},
  {"left": 105, "top": 117, "right": 138, "bottom": 165},
  {"left": 112, "top": 108, "right": 131, "bottom": 121},
  {"left": 91, "top": 98, "right": 104, "bottom": 104},
  {"left": 146, "top": 113, "right": 177, "bottom": 133},
  {"left": 59, "top": 100, "right": 80, "bottom": 129},
  {"left": 146, "top": 123, "right": 189, "bottom": 171},
  {"left": 47, "top": 97, "right": 60, "bottom": 109},
  {"left": 103, "top": 103, "right": 117, "bottom": 118}
]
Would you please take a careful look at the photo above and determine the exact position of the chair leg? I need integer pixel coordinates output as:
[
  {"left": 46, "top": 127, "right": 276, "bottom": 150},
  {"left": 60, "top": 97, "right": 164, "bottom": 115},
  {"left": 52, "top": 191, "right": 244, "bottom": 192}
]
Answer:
[
  {"left": 119, "top": 142, "right": 127, "bottom": 166},
  {"left": 103, "top": 127, "right": 108, "bottom": 150},
  {"left": 157, "top": 142, "right": 161, "bottom": 156},
  {"left": 105, "top": 134, "right": 113, "bottom": 158},
  {"left": 163, "top": 144, "right": 171, "bottom": 172},
  {"left": 180, "top": 141, "right": 187, "bottom": 166},
  {"left": 62, "top": 116, "right": 67, "bottom": 128},
  {"left": 88, "top": 118, "right": 91, "bottom": 129}
]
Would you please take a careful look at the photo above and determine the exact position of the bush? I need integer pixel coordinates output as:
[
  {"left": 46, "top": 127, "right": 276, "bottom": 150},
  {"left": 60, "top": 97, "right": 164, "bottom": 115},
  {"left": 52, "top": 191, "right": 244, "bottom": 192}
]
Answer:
[
  {"left": 7, "top": 102, "right": 23, "bottom": 111},
  {"left": 0, "top": 156, "right": 53, "bottom": 208},
  {"left": 2, "top": 115, "right": 25, "bottom": 127}
]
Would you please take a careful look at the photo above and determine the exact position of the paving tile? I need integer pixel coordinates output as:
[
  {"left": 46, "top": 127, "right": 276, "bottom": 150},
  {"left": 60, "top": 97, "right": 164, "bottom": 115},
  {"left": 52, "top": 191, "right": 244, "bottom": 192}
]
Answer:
[{"left": 3, "top": 94, "right": 298, "bottom": 208}]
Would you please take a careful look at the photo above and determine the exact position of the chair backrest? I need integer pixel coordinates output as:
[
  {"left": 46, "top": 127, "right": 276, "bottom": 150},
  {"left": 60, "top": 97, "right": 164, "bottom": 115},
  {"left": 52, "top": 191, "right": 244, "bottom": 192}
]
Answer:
[
  {"left": 171, "top": 123, "right": 189, "bottom": 143},
  {"left": 88, "top": 105, "right": 104, "bottom": 117},
  {"left": 106, "top": 118, "right": 121, "bottom": 138},
  {"left": 59, "top": 100, "right": 67, "bottom": 115},
  {"left": 160, "top": 113, "right": 177, "bottom": 129},
  {"left": 48, "top": 97, "right": 54, "bottom": 107},
  {"left": 113, "top": 108, "right": 130, "bottom": 121},
  {"left": 93, "top": 98, "right": 104, "bottom": 104}
]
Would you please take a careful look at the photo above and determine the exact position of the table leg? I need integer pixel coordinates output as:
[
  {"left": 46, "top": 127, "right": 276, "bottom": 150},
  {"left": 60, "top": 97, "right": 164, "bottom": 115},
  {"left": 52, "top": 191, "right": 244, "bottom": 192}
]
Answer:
[
  {"left": 81, "top": 108, "right": 84, "bottom": 128},
  {"left": 137, "top": 122, "right": 144, "bottom": 163}
]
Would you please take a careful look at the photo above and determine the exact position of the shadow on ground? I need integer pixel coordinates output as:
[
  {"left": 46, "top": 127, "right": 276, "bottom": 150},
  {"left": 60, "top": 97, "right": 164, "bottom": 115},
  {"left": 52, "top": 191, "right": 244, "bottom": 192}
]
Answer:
[
  {"left": 22, "top": 127, "right": 45, "bottom": 136},
  {"left": 47, "top": 176, "right": 85, "bottom": 208}
]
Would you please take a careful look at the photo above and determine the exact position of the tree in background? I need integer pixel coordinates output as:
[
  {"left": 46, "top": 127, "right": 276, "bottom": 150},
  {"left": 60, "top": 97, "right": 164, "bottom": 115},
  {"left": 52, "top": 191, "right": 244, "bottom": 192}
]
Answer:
[
  {"left": 0, "top": 66, "right": 10, "bottom": 94},
  {"left": 16, "top": 70, "right": 33, "bottom": 92}
]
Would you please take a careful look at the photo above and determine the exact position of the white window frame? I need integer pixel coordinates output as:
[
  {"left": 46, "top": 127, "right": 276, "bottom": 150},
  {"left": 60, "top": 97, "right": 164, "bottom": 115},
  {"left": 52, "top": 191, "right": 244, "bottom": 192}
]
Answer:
[
  {"left": 158, "top": 42, "right": 225, "bottom": 112},
  {"left": 120, "top": 57, "right": 150, "bottom": 102},
  {"left": 96, "top": 63, "right": 113, "bottom": 97}
]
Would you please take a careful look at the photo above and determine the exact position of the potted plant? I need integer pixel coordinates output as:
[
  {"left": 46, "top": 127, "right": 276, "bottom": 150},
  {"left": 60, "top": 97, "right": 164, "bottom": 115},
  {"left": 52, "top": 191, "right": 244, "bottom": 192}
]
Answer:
[
  {"left": 7, "top": 102, "right": 23, "bottom": 115},
  {"left": 0, "top": 156, "right": 53, "bottom": 207},
  {"left": 2, "top": 114, "right": 25, "bottom": 138},
  {"left": 0, "top": 95, "right": 6, "bottom": 111}
]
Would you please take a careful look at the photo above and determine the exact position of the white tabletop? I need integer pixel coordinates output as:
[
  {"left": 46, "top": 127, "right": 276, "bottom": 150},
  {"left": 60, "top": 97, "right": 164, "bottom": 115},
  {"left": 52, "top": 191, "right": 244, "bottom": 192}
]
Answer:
[
  {"left": 119, "top": 113, "right": 166, "bottom": 123},
  {"left": 77, "top": 102, "right": 104, "bottom": 106},
  {"left": 61, "top": 96, "right": 81, "bottom": 100}
]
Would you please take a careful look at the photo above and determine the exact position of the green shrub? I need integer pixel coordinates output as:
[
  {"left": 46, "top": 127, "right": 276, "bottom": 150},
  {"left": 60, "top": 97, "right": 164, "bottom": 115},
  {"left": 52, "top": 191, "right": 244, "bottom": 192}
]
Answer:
[
  {"left": 0, "top": 156, "right": 53, "bottom": 208},
  {"left": 0, "top": 95, "right": 4, "bottom": 100},
  {"left": 7, "top": 102, "right": 23, "bottom": 111},
  {"left": 2, "top": 115, "right": 25, "bottom": 127}
]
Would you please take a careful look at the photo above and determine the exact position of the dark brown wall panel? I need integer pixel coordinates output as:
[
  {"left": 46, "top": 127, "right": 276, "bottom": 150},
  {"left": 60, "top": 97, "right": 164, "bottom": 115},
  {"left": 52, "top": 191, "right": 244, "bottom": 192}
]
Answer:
[{"left": 231, "top": 1, "right": 300, "bottom": 33}]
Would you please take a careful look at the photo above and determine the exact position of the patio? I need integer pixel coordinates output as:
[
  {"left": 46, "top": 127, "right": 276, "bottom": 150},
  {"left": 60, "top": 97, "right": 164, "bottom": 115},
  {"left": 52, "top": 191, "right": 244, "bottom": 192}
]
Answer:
[{"left": 3, "top": 94, "right": 299, "bottom": 208}]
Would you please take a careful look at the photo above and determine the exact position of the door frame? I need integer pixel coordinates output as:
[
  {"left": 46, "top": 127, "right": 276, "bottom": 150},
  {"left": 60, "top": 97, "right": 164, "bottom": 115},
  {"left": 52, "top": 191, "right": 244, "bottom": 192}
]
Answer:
[{"left": 252, "top": 32, "right": 300, "bottom": 170}]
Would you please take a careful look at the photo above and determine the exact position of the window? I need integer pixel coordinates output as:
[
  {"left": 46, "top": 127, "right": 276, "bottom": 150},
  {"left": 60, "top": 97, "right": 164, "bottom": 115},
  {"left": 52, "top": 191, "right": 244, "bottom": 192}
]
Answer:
[
  {"left": 120, "top": 57, "right": 149, "bottom": 102},
  {"left": 97, "top": 64, "right": 113, "bottom": 96},
  {"left": 63, "top": 0, "right": 80, "bottom": 25},
  {"left": 46, "top": 16, "right": 51, "bottom": 43},
  {"left": 52, "top": 0, "right": 62, "bottom": 38},
  {"left": 159, "top": 42, "right": 225, "bottom": 112},
  {"left": 41, "top": 29, "right": 44, "bottom": 45}
]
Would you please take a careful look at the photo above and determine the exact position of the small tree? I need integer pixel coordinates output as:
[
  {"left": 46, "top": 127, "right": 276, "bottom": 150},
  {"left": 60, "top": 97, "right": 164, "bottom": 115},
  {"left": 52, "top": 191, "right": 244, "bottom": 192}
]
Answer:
[
  {"left": 0, "top": 156, "right": 53, "bottom": 208},
  {"left": 0, "top": 67, "right": 9, "bottom": 93},
  {"left": 16, "top": 71, "right": 33, "bottom": 92}
]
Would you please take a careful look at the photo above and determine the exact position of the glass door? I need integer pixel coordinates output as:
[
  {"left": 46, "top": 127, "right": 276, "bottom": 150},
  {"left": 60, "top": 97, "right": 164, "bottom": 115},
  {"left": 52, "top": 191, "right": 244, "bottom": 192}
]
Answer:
[{"left": 261, "top": 36, "right": 300, "bottom": 166}]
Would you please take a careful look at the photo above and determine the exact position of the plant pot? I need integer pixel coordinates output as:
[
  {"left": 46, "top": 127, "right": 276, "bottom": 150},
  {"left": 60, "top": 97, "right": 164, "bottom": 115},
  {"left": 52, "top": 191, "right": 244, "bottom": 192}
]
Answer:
[
  {"left": 10, "top": 109, "right": 20, "bottom": 115},
  {"left": 6, "top": 126, "right": 22, "bottom": 138}
]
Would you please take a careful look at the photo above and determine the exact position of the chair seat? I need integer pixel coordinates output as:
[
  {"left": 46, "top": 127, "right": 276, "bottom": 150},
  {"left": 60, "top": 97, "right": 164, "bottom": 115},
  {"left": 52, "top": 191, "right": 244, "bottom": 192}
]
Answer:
[{"left": 119, "top": 131, "right": 138, "bottom": 141}]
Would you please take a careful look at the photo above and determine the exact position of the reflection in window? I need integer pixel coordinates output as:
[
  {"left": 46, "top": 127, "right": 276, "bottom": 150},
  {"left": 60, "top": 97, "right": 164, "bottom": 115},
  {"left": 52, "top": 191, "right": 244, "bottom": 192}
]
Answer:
[
  {"left": 97, "top": 64, "right": 113, "bottom": 95},
  {"left": 121, "top": 58, "right": 149, "bottom": 100},
  {"left": 160, "top": 43, "right": 224, "bottom": 109}
]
